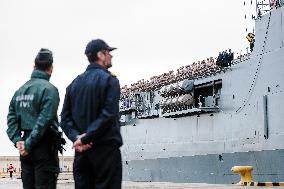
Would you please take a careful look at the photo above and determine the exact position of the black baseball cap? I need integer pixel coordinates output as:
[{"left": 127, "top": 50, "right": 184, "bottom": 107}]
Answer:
[{"left": 85, "top": 39, "right": 117, "bottom": 55}]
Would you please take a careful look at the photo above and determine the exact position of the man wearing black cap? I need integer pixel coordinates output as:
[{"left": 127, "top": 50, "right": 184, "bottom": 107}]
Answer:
[
  {"left": 7, "top": 48, "right": 60, "bottom": 189},
  {"left": 60, "top": 39, "right": 123, "bottom": 189}
]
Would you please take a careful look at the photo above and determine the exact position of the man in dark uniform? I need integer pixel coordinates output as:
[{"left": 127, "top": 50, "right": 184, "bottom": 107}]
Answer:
[
  {"left": 60, "top": 39, "right": 123, "bottom": 189},
  {"left": 7, "top": 48, "right": 60, "bottom": 189}
]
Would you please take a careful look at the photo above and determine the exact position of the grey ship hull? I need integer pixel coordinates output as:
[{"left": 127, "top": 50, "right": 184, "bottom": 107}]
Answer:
[
  {"left": 123, "top": 149, "right": 284, "bottom": 183},
  {"left": 121, "top": 6, "right": 284, "bottom": 183}
]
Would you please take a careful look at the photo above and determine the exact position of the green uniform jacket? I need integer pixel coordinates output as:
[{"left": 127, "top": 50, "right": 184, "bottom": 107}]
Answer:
[{"left": 7, "top": 70, "right": 59, "bottom": 152}]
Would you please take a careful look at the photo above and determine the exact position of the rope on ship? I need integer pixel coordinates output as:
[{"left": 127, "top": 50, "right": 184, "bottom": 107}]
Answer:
[{"left": 235, "top": 11, "right": 272, "bottom": 114}]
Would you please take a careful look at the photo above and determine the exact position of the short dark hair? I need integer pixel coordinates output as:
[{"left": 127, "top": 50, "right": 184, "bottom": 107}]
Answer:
[
  {"left": 34, "top": 48, "right": 53, "bottom": 71},
  {"left": 86, "top": 52, "right": 99, "bottom": 63}
]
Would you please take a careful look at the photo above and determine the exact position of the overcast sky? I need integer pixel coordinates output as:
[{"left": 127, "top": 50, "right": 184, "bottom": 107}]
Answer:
[{"left": 0, "top": 0, "right": 255, "bottom": 156}]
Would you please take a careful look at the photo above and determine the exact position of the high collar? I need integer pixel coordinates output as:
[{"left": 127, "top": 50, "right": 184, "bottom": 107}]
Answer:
[
  {"left": 86, "top": 63, "right": 109, "bottom": 73},
  {"left": 31, "top": 70, "right": 50, "bottom": 81}
]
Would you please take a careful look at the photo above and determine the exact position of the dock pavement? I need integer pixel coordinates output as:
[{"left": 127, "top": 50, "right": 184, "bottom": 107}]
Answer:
[{"left": 0, "top": 178, "right": 284, "bottom": 189}]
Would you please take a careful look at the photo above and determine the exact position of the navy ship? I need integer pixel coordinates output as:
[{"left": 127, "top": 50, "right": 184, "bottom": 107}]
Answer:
[{"left": 119, "top": 1, "right": 284, "bottom": 184}]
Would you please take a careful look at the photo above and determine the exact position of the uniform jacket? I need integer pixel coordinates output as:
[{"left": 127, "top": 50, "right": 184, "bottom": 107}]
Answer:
[
  {"left": 60, "top": 63, "right": 123, "bottom": 147},
  {"left": 7, "top": 70, "right": 60, "bottom": 152}
]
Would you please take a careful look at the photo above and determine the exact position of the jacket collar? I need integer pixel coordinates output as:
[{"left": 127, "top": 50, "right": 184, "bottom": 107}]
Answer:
[
  {"left": 31, "top": 70, "right": 50, "bottom": 81},
  {"left": 86, "top": 63, "right": 109, "bottom": 73}
]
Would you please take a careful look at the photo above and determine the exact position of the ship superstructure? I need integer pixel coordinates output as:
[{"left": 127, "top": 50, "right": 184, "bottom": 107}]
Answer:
[{"left": 120, "top": 3, "right": 284, "bottom": 183}]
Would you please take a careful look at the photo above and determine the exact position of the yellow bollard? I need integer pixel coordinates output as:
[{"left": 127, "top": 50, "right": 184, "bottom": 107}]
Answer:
[{"left": 231, "top": 166, "right": 253, "bottom": 185}]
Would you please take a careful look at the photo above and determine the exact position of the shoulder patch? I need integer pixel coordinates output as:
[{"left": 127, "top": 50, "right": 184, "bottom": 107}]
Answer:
[{"left": 109, "top": 72, "right": 117, "bottom": 77}]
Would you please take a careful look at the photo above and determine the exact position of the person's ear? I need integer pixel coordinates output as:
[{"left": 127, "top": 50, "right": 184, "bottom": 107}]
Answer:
[
  {"left": 97, "top": 51, "right": 105, "bottom": 61},
  {"left": 47, "top": 65, "right": 53, "bottom": 75}
]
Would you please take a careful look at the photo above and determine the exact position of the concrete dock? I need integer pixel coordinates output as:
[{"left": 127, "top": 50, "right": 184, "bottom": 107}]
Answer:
[{"left": 0, "top": 179, "right": 284, "bottom": 189}]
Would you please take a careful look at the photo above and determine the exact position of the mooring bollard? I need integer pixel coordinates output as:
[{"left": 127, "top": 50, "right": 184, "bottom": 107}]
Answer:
[{"left": 231, "top": 166, "right": 253, "bottom": 185}]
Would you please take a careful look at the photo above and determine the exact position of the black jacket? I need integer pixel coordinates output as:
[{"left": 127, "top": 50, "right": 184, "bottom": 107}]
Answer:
[{"left": 60, "top": 63, "right": 122, "bottom": 147}]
